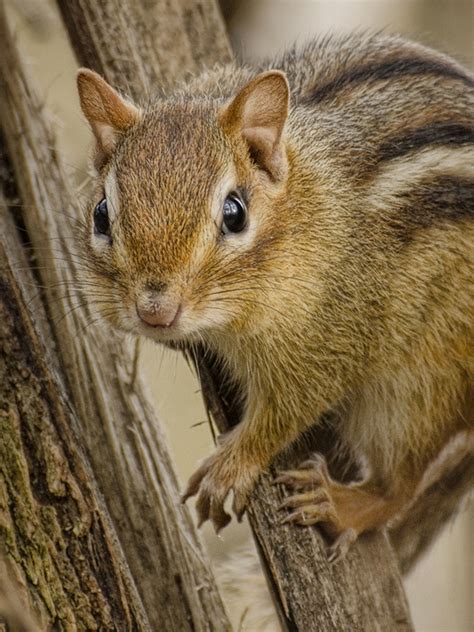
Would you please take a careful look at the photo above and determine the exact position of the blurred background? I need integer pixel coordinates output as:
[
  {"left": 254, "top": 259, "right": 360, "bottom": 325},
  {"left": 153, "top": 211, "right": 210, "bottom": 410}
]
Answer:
[{"left": 4, "top": 1, "right": 472, "bottom": 630}]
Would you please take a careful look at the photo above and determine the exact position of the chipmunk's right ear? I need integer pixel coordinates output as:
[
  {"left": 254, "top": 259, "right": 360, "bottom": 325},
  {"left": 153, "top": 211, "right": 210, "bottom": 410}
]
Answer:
[
  {"left": 77, "top": 68, "right": 140, "bottom": 169},
  {"left": 219, "top": 70, "right": 290, "bottom": 180}
]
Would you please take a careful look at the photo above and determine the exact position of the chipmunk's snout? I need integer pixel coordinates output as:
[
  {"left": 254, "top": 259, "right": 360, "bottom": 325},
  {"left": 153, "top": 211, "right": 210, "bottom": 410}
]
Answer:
[{"left": 136, "top": 290, "right": 181, "bottom": 329}]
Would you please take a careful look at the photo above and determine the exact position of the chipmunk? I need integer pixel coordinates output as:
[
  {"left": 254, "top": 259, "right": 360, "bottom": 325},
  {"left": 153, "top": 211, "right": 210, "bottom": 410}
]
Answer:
[{"left": 76, "top": 32, "right": 473, "bottom": 560}]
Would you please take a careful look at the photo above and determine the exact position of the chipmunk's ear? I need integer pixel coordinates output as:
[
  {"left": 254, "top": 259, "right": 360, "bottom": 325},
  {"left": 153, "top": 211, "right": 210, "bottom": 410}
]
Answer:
[
  {"left": 219, "top": 70, "right": 289, "bottom": 180},
  {"left": 77, "top": 68, "right": 140, "bottom": 169}
]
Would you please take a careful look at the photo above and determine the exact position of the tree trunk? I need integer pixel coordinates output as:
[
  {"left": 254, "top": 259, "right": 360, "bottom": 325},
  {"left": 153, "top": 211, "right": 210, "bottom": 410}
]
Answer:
[
  {"left": 0, "top": 4, "right": 229, "bottom": 631},
  {"left": 0, "top": 143, "right": 150, "bottom": 629}
]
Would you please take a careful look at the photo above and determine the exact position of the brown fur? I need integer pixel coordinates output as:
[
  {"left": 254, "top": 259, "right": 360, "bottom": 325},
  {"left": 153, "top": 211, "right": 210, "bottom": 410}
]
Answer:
[{"left": 76, "top": 33, "right": 473, "bottom": 554}]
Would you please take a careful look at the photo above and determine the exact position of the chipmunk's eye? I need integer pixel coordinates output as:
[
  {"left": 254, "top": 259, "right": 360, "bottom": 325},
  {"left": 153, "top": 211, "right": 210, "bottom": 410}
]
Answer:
[
  {"left": 93, "top": 198, "right": 110, "bottom": 237},
  {"left": 222, "top": 191, "right": 247, "bottom": 235}
]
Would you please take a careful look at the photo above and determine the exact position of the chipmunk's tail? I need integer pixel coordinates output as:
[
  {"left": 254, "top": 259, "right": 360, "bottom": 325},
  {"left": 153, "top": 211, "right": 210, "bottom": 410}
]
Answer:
[{"left": 389, "top": 430, "right": 474, "bottom": 574}]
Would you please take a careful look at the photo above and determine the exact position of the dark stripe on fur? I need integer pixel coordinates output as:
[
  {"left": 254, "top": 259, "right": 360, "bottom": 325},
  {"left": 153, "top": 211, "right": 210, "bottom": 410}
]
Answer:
[
  {"left": 379, "top": 123, "right": 474, "bottom": 162},
  {"left": 307, "top": 58, "right": 474, "bottom": 105},
  {"left": 388, "top": 176, "right": 474, "bottom": 243}
]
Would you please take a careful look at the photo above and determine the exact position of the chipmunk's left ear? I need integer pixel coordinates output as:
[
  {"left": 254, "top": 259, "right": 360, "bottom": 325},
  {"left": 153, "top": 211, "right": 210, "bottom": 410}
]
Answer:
[
  {"left": 219, "top": 70, "right": 290, "bottom": 180},
  {"left": 77, "top": 68, "right": 141, "bottom": 169}
]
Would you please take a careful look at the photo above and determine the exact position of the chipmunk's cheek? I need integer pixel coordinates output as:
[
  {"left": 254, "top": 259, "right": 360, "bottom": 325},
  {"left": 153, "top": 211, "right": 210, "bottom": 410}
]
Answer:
[{"left": 193, "top": 301, "right": 235, "bottom": 332}]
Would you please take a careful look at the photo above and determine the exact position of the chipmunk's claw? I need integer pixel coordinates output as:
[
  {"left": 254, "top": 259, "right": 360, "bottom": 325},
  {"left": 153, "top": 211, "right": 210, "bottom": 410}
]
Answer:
[
  {"left": 327, "top": 528, "right": 357, "bottom": 563},
  {"left": 278, "top": 489, "right": 330, "bottom": 510},
  {"left": 279, "top": 502, "right": 337, "bottom": 526},
  {"left": 182, "top": 462, "right": 207, "bottom": 503},
  {"left": 274, "top": 463, "right": 326, "bottom": 490},
  {"left": 232, "top": 491, "right": 248, "bottom": 521},
  {"left": 183, "top": 443, "right": 258, "bottom": 531},
  {"left": 211, "top": 496, "right": 232, "bottom": 532},
  {"left": 276, "top": 456, "right": 335, "bottom": 527},
  {"left": 277, "top": 454, "right": 359, "bottom": 557}
]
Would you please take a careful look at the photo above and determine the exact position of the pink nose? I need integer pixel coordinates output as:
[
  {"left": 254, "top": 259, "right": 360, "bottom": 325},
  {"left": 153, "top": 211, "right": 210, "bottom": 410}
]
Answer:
[{"left": 136, "top": 299, "right": 180, "bottom": 328}]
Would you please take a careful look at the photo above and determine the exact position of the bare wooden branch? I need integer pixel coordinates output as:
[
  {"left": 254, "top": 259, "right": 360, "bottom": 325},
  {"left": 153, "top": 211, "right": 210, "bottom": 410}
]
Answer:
[{"left": 0, "top": 5, "right": 229, "bottom": 630}]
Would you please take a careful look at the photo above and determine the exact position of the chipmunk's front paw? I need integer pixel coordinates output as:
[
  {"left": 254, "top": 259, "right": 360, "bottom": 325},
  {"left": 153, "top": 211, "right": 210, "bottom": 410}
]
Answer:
[
  {"left": 275, "top": 454, "right": 358, "bottom": 561},
  {"left": 182, "top": 443, "right": 259, "bottom": 532},
  {"left": 276, "top": 454, "right": 338, "bottom": 526}
]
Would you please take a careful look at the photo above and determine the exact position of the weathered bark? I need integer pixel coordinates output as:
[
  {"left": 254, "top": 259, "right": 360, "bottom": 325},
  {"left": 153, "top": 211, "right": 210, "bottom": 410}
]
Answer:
[
  {"left": 0, "top": 149, "right": 150, "bottom": 629},
  {"left": 55, "top": 2, "right": 416, "bottom": 631},
  {"left": 0, "top": 4, "right": 229, "bottom": 631}
]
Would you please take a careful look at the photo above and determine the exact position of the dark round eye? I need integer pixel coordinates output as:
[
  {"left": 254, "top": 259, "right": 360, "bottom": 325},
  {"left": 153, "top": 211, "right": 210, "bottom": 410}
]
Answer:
[
  {"left": 222, "top": 192, "right": 247, "bottom": 235},
  {"left": 93, "top": 198, "right": 110, "bottom": 236}
]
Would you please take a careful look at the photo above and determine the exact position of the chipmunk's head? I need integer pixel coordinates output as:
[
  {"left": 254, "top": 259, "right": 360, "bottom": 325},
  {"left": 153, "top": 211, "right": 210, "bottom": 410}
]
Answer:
[{"left": 77, "top": 68, "right": 290, "bottom": 344}]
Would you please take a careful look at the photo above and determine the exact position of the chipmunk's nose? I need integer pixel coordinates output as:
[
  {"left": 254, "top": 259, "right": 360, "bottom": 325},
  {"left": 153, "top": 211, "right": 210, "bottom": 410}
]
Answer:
[{"left": 136, "top": 291, "right": 181, "bottom": 328}]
